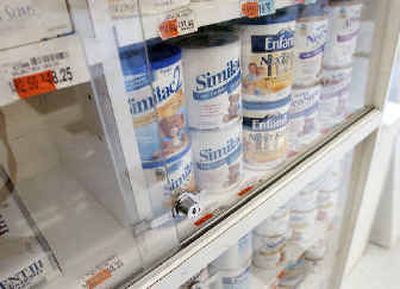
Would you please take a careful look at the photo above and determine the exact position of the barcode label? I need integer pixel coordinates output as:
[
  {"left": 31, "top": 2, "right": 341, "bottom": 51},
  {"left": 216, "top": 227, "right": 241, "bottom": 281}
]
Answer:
[
  {"left": 259, "top": 0, "right": 275, "bottom": 16},
  {"left": 0, "top": 35, "right": 90, "bottom": 106},
  {"left": 158, "top": 8, "right": 198, "bottom": 40},
  {"left": 0, "top": 214, "right": 9, "bottom": 236},
  {"left": 241, "top": 0, "right": 275, "bottom": 18}
]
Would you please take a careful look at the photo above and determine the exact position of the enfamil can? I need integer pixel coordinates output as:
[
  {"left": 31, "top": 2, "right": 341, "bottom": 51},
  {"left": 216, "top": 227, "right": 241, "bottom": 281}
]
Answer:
[
  {"left": 191, "top": 121, "right": 243, "bottom": 193},
  {"left": 294, "top": 3, "right": 328, "bottom": 86},
  {"left": 180, "top": 30, "right": 242, "bottom": 130},
  {"left": 240, "top": 7, "right": 296, "bottom": 102},
  {"left": 243, "top": 97, "right": 291, "bottom": 169}
]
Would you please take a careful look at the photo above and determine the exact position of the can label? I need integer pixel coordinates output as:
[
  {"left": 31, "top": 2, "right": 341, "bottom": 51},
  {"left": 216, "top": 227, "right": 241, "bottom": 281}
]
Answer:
[
  {"left": 191, "top": 124, "right": 243, "bottom": 192},
  {"left": 323, "top": 3, "right": 362, "bottom": 68},
  {"left": 319, "top": 67, "right": 352, "bottom": 130},
  {"left": 221, "top": 265, "right": 251, "bottom": 289},
  {"left": 242, "top": 21, "right": 295, "bottom": 101},
  {"left": 145, "top": 146, "right": 196, "bottom": 216},
  {"left": 126, "top": 60, "right": 190, "bottom": 166},
  {"left": 243, "top": 98, "right": 290, "bottom": 168},
  {"left": 317, "top": 189, "right": 338, "bottom": 227},
  {"left": 288, "top": 85, "right": 321, "bottom": 152},
  {"left": 294, "top": 17, "right": 328, "bottom": 86},
  {"left": 255, "top": 205, "right": 290, "bottom": 237},
  {"left": 184, "top": 43, "right": 242, "bottom": 129}
]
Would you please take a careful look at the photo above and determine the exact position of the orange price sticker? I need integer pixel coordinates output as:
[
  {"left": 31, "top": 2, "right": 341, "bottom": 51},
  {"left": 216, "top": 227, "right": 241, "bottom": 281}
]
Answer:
[
  {"left": 13, "top": 70, "right": 56, "bottom": 99},
  {"left": 238, "top": 185, "right": 254, "bottom": 197},
  {"left": 159, "top": 18, "right": 179, "bottom": 40},
  {"left": 194, "top": 213, "right": 214, "bottom": 227},
  {"left": 241, "top": 2, "right": 259, "bottom": 18},
  {"left": 86, "top": 269, "right": 112, "bottom": 289}
]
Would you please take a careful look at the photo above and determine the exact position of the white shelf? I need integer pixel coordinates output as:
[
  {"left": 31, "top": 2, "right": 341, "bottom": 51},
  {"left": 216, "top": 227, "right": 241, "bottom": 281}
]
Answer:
[
  {"left": 113, "top": 0, "right": 292, "bottom": 47},
  {"left": 128, "top": 108, "right": 382, "bottom": 289}
]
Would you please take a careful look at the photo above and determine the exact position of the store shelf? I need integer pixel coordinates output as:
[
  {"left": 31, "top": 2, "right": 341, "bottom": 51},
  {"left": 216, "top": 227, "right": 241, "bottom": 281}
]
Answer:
[
  {"left": 126, "top": 108, "right": 382, "bottom": 289},
  {"left": 113, "top": 0, "right": 292, "bottom": 47}
]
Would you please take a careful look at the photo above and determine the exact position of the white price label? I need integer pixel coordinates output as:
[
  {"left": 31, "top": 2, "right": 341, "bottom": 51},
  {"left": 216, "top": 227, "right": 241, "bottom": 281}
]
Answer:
[
  {"left": 241, "top": 0, "right": 275, "bottom": 18},
  {"left": 305, "top": 0, "right": 317, "bottom": 4},
  {"left": 0, "top": 35, "right": 90, "bottom": 106},
  {"left": 158, "top": 8, "right": 198, "bottom": 40}
]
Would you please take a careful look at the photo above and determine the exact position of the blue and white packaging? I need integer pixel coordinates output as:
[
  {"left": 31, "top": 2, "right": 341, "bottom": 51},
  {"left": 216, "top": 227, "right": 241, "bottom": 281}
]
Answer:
[
  {"left": 181, "top": 31, "right": 242, "bottom": 130},
  {"left": 243, "top": 97, "right": 291, "bottom": 169},
  {"left": 191, "top": 122, "right": 243, "bottom": 193},
  {"left": 288, "top": 85, "right": 321, "bottom": 153},
  {"left": 294, "top": 4, "right": 328, "bottom": 86}
]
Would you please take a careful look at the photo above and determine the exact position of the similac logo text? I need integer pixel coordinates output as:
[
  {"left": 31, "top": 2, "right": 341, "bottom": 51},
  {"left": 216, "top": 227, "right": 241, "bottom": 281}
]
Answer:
[
  {"left": 168, "top": 161, "right": 193, "bottom": 191},
  {"left": 193, "top": 59, "right": 241, "bottom": 100},
  {"left": 197, "top": 137, "right": 241, "bottom": 170},
  {"left": 128, "top": 65, "right": 182, "bottom": 116}
]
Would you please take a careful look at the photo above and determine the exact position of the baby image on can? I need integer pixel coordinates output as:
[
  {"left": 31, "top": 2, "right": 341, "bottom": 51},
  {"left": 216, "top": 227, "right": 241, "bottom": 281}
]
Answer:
[
  {"left": 120, "top": 42, "right": 189, "bottom": 166},
  {"left": 288, "top": 85, "right": 321, "bottom": 154},
  {"left": 179, "top": 30, "right": 242, "bottom": 130},
  {"left": 240, "top": 7, "right": 296, "bottom": 102},
  {"left": 243, "top": 97, "right": 290, "bottom": 169},
  {"left": 294, "top": 4, "right": 328, "bottom": 86},
  {"left": 191, "top": 122, "right": 243, "bottom": 193}
]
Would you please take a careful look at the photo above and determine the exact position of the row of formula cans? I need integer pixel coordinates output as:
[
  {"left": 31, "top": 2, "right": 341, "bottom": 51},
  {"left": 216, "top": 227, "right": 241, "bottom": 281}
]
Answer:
[
  {"left": 118, "top": 0, "right": 362, "bottom": 217},
  {"left": 178, "top": 161, "right": 344, "bottom": 289}
]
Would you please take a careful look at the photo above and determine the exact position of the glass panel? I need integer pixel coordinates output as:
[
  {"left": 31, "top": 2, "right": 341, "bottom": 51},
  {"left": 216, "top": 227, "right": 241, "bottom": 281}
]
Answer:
[{"left": 176, "top": 154, "right": 353, "bottom": 289}]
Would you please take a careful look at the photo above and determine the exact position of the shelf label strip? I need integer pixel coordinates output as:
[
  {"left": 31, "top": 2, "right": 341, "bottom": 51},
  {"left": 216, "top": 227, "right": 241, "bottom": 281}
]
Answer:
[{"left": 241, "top": 0, "right": 275, "bottom": 18}]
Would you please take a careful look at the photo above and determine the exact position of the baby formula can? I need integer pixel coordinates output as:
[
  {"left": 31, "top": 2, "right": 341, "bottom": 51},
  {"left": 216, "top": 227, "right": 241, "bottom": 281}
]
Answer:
[
  {"left": 323, "top": 1, "right": 363, "bottom": 68},
  {"left": 243, "top": 97, "right": 290, "bottom": 169},
  {"left": 219, "top": 261, "right": 251, "bottom": 289},
  {"left": 120, "top": 42, "right": 196, "bottom": 216},
  {"left": 319, "top": 66, "right": 352, "bottom": 131},
  {"left": 288, "top": 85, "right": 321, "bottom": 154},
  {"left": 255, "top": 205, "right": 290, "bottom": 237},
  {"left": 119, "top": 41, "right": 190, "bottom": 165},
  {"left": 191, "top": 121, "right": 243, "bottom": 193},
  {"left": 144, "top": 145, "right": 196, "bottom": 217},
  {"left": 294, "top": 4, "right": 328, "bottom": 86},
  {"left": 253, "top": 234, "right": 287, "bottom": 269},
  {"left": 212, "top": 233, "right": 253, "bottom": 271},
  {"left": 180, "top": 30, "right": 242, "bottom": 130},
  {"left": 240, "top": 7, "right": 296, "bottom": 102}
]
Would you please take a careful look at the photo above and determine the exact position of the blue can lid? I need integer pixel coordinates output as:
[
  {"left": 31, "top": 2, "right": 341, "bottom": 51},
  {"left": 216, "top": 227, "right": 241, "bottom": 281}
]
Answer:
[
  {"left": 119, "top": 41, "right": 182, "bottom": 76},
  {"left": 239, "top": 5, "right": 298, "bottom": 25},
  {"left": 298, "top": 2, "right": 325, "bottom": 18}
]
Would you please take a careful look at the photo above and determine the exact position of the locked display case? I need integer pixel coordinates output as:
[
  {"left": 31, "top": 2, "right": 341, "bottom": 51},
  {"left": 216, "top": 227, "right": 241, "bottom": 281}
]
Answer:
[{"left": 0, "top": 0, "right": 398, "bottom": 288}]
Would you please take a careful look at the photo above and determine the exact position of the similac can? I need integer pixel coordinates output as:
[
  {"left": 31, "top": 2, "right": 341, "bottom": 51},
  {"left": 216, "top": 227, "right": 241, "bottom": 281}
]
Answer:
[
  {"left": 319, "top": 66, "right": 352, "bottom": 131},
  {"left": 240, "top": 7, "right": 296, "bottom": 102},
  {"left": 145, "top": 145, "right": 196, "bottom": 217},
  {"left": 243, "top": 97, "right": 290, "bottom": 169},
  {"left": 191, "top": 122, "right": 243, "bottom": 193},
  {"left": 119, "top": 41, "right": 190, "bottom": 166},
  {"left": 323, "top": 1, "right": 363, "bottom": 68},
  {"left": 180, "top": 30, "right": 242, "bottom": 130},
  {"left": 119, "top": 42, "right": 196, "bottom": 216},
  {"left": 294, "top": 4, "right": 328, "bottom": 86},
  {"left": 288, "top": 85, "right": 321, "bottom": 154}
]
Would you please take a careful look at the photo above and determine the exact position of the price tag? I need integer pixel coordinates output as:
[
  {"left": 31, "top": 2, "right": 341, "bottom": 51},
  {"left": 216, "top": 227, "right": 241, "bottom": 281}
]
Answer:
[
  {"left": 0, "top": 35, "right": 90, "bottom": 106},
  {"left": 81, "top": 256, "right": 124, "bottom": 289},
  {"left": 305, "top": 0, "right": 317, "bottom": 4},
  {"left": 158, "top": 8, "right": 198, "bottom": 40},
  {"left": 241, "top": 0, "right": 275, "bottom": 18},
  {"left": 13, "top": 70, "right": 56, "bottom": 99}
]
